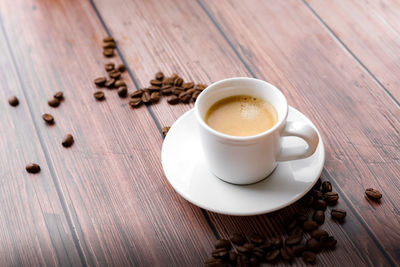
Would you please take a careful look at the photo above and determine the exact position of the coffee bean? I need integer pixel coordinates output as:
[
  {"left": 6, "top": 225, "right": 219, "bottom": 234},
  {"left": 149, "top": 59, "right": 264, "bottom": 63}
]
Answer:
[
  {"left": 48, "top": 98, "right": 60, "bottom": 108},
  {"left": 172, "top": 88, "right": 184, "bottom": 95},
  {"left": 237, "top": 243, "right": 253, "bottom": 255},
  {"left": 252, "top": 247, "right": 265, "bottom": 259},
  {"left": 302, "top": 251, "right": 316, "bottom": 263},
  {"left": 141, "top": 91, "right": 151, "bottom": 104},
  {"left": 170, "top": 73, "right": 179, "bottom": 80},
  {"left": 212, "top": 248, "right": 228, "bottom": 259},
  {"left": 265, "top": 249, "right": 280, "bottom": 262},
  {"left": 313, "top": 199, "right": 327, "bottom": 211},
  {"left": 129, "top": 98, "right": 142, "bottom": 108},
  {"left": 324, "top": 191, "right": 339, "bottom": 204},
  {"left": 163, "top": 77, "right": 175, "bottom": 85},
  {"left": 167, "top": 95, "right": 179, "bottom": 105},
  {"left": 285, "top": 217, "right": 297, "bottom": 231},
  {"left": 270, "top": 237, "right": 283, "bottom": 249},
  {"left": 306, "top": 238, "right": 321, "bottom": 253},
  {"left": 215, "top": 239, "right": 231, "bottom": 249},
  {"left": 182, "top": 82, "right": 194, "bottom": 89},
  {"left": 117, "top": 87, "right": 127, "bottom": 98},
  {"left": 280, "top": 246, "right": 294, "bottom": 262},
  {"left": 109, "top": 70, "right": 121, "bottom": 79},
  {"left": 161, "top": 88, "right": 173, "bottom": 95},
  {"left": 8, "top": 96, "right": 19, "bottom": 106},
  {"left": 150, "top": 79, "right": 163, "bottom": 87},
  {"left": 249, "top": 233, "right": 264, "bottom": 245},
  {"left": 322, "top": 181, "right": 332, "bottom": 192},
  {"left": 320, "top": 235, "right": 337, "bottom": 249},
  {"left": 311, "top": 229, "right": 329, "bottom": 240},
  {"left": 62, "top": 134, "right": 74, "bottom": 148},
  {"left": 42, "top": 113, "right": 54, "bottom": 125},
  {"left": 54, "top": 91, "right": 64, "bottom": 101},
  {"left": 162, "top": 126, "right": 170, "bottom": 137},
  {"left": 117, "top": 64, "right": 126, "bottom": 72},
  {"left": 148, "top": 86, "right": 161, "bottom": 92},
  {"left": 310, "top": 189, "right": 323, "bottom": 199},
  {"left": 115, "top": 80, "right": 126, "bottom": 88},
  {"left": 229, "top": 251, "right": 238, "bottom": 263},
  {"left": 289, "top": 226, "right": 303, "bottom": 237},
  {"left": 103, "top": 42, "right": 116, "bottom": 49},
  {"left": 313, "top": 178, "right": 322, "bottom": 190},
  {"left": 103, "top": 36, "right": 114, "bottom": 42},
  {"left": 105, "top": 63, "right": 115, "bottom": 72},
  {"left": 174, "top": 77, "right": 183, "bottom": 86},
  {"left": 365, "top": 188, "right": 382, "bottom": 200},
  {"left": 230, "top": 233, "right": 245, "bottom": 246},
  {"left": 185, "top": 88, "right": 196, "bottom": 95},
  {"left": 331, "top": 208, "right": 346, "bottom": 220},
  {"left": 103, "top": 48, "right": 115, "bottom": 57},
  {"left": 292, "top": 244, "right": 306, "bottom": 256},
  {"left": 130, "top": 90, "right": 144, "bottom": 98},
  {"left": 179, "top": 94, "right": 191, "bottom": 103},
  {"left": 93, "top": 91, "right": 105, "bottom": 101},
  {"left": 259, "top": 240, "right": 273, "bottom": 252},
  {"left": 313, "top": 210, "right": 325, "bottom": 224},
  {"left": 155, "top": 71, "right": 164, "bottom": 81},
  {"left": 249, "top": 256, "right": 259, "bottom": 266},
  {"left": 295, "top": 213, "right": 308, "bottom": 223},
  {"left": 285, "top": 233, "right": 302, "bottom": 246},
  {"left": 302, "top": 221, "right": 318, "bottom": 232},
  {"left": 192, "top": 90, "right": 200, "bottom": 101},
  {"left": 205, "top": 258, "right": 222, "bottom": 267},
  {"left": 26, "top": 163, "right": 40, "bottom": 174},
  {"left": 300, "top": 194, "right": 314, "bottom": 207},
  {"left": 94, "top": 77, "right": 107, "bottom": 87},
  {"left": 236, "top": 255, "right": 249, "bottom": 266},
  {"left": 195, "top": 83, "right": 207, "bottom": 90},
  {"left": 105, "top": 78, "right": 116, "bottom": 88}
]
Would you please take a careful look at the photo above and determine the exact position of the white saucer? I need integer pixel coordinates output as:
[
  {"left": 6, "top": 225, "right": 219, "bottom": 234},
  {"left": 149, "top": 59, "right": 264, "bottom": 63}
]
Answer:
[{"left": 161, "top": 107, "right": 325, "bottom": 216}]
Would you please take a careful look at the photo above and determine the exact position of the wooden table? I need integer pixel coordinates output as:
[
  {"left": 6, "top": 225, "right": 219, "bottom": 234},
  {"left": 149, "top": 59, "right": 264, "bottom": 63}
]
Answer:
[{"left": 1, "top": 0, "right": 399, "bottom": 266}]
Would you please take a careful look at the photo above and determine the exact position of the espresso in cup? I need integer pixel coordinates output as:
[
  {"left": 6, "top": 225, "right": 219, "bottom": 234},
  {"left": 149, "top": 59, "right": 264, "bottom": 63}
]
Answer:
[{"left": 205, "top": 95, "right": 278, "bottom": 136}]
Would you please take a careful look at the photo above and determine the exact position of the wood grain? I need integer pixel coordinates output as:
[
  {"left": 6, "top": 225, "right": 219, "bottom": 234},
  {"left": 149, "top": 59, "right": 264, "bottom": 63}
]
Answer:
[
  {"left": 305, "top": 0, "right": 400, "bottom": 104},
  {"left": 0, "top": 0, "right": 218, "bottom": 265},
  {"left": 203, "top": 0, "right": 400, "bottom": 264},
  {"left": 94, "top": 0, "right": 398, "bottom": 265},
  {"left": 0, "top": 23, "right": 83, "bottom": 266}
]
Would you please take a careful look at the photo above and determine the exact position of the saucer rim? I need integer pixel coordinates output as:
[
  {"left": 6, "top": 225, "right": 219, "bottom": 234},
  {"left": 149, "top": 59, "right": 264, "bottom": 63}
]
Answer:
[{"left": 162, "top": 107, "right": 325, "bottom": 216}]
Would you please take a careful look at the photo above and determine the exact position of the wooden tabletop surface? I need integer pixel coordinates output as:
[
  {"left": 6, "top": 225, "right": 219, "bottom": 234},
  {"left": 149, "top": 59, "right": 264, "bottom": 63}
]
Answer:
[{"left": 1, "top": 0, "right": 399, "bottom": 266}]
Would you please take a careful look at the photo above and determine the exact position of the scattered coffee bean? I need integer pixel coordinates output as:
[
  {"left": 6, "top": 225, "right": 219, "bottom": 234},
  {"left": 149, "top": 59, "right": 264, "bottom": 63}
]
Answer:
[
  {"left": 306, "top": 238, "right": 321, "bottom": 253},
  {"left": 236, "top": 255, "right": 249, "bottom": 266},
  {"left": 155, "top": 71, "right": 164, "bottom": 81},
  {"left": 167, "top": 95, "right": 180, "bottom": 105},
  {"left": 237, "top": 243, "right": 253, "bottom": 255},
  {"left": 196, "top": 83, "right": 207, "bottom": 90},
  {"left": 162, "top": 126, "right": 170, "bottom": 137},
  {"left": 215, "top": 239, "right": 231, "bottom": 249},
  {"left": 249, "top": 233, "right": 264, "bottom": 245},
  {"left": 117, "top": 64, "right": 126, "bottom": 72},
  {"left": 114, "top": 80, "right": 126, "bottom": 88},
  {"left": 150, "top": 79, "right": 163, "bottom": 87},
  {"left": 252, "top": 247, "right": 265, "bottom": 259},
  {"left": 313, "top": 199, "right": 327, "bottom": 211},
  {"left": 331, "top": 208, "right": 346, "bottom": 220},
  {"left": 8, "top": 96, "right": 19, "bottom": 106},
  {"left": 93, "top": 91, "right": 105, "bottom": 101},
  {"left": 103, "top": 42, "right": 116, "bottom": 49},
  {"left": 109, "top": 70, "right": 121, "bottom": 79},
  {"left": 54, "top": 91, "right": 64, "bottom": 101},
  {"left": 182, "top": 82, "right": 194, "bottom": 89},
  {"left": 103, "top": 36, "right": 114, "bottom": 42},
  {"left": 205, "top": 257, "right": 222, "bottom": 267},
  {"left": 302, "top": 251, "right": 316, "bottom": 263},
  {"left": 311, "top": 229, "right": 329, "bottom": 240},
  {"left": 179, "top": 93, "right": 191, "bottom": 103},
  {"left": 230, "top": 233, "right": 245, "bottom": 246},
  {"left": 42, "top": 113, "right": 54, "bottom": 125},
  {"left": 289, "top": 226, "right": 303, "bottom": 237},
  {"left": 259, "top": 240, "right": 273, "bottom": 251},
  {"left": 301, "top": 194, "right": 314, "bottom": 207},
  {"left": 212, "top": 248, "right": 228, "bottom": 259},
  {"left": 285, "top": 217, "right": 297, "bottom": 231},
  {"left": 130, "top": 90, "right": 144, "bottom": 98},
  {"left": 292, "top": 244, "right": 306, "bottom": 256},
  {"left": 105, "top": 78, "right": 115, "bottom": 88},
  {"left": 174, "top": 77, "right": 183, "bottom": 86},
  {"left": 172, "top": 88, "right": 184, "bottom": 95},
  {"left": 161, "top": 88, "right": 173, "bottom": 95},
  {"left": 365, "top": 188, "right": 382, "bottom": 200},
  {"left": 129, "top": 98, "right": 142, "bottom": 108},
  {"left": 320, "top": 235, "right": 337, "bottom": 249},
  {"left": 48, "top": 98, "right": 60, "bottom": 108},
  {"left": 302, "top": 221, "right": 318, "bottom": 232},
  {"left": 141, "top": 91, "right": 151, "bottom": 104},
  {"left": 62, "top": 134, "right": 74, "bottom": 148},
  {"left": 103, "top": 48, "right": 115, "bottom": 57},
  {"left": 295, "top": 213, "right": 308, "bottom": 223},
  {"left": 105, "top": 63, "right": 115, "bottom": 72},
  {"left": 280, "top": 246, "right": 294, "bottom": 262},
  {"left": 117, "top": 87, "right": 127, "bottom": 98},
  {"left": 310, "top": 189, "right": 323, "bottom": 199},
  {"left": 322, "top": 181, "right": 332, "bottom": 192},
  {"left": 192, "top": 90, "right": 200, "bottom": 101},
  {"left": 163, "top": 77, "right": 175, "bottom": 85},
  {"left": 313, "top": 178, "right": 322, "bottom": 190},
  {"left": 150, "top": 92, "right": 160, "bottom": 103},
  {"left": 324, "top": 191, "right": 339, "bottom": 204},
  {"left": 313, "top": 210, "right": 325, "bottom": 224},
  {"left": 271, "top": 237, "right": 283, "bottom": 249},
  {"left": 265, "top": 249, "right": 280, "bottom": 262},
  {"left": 26, "top": 163, "right": 41, "bottom": 174},
  {"left": 285, "top": 233, "right": 302, "bottom": 246}
]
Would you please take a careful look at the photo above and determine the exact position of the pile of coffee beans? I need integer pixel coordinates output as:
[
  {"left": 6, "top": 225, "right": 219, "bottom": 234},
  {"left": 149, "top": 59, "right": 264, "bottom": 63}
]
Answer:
[
  {"left": 93, "top": 62, "right": 127, "bottom": 100},
  {"left": 205, "top": 178, "right": 345, "bottom": 266}
]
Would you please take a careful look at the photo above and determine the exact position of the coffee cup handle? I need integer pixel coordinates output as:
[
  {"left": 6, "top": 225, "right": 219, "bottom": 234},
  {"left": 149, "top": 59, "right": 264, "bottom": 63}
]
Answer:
[{"left": 277, "top": 121, "right": 319, "bottom": 161}]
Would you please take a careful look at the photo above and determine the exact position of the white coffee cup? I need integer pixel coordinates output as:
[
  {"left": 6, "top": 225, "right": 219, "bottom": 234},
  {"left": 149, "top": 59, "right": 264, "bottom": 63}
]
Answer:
[{"left": 194, "top": 77, "right": 319, "bottom": 185}]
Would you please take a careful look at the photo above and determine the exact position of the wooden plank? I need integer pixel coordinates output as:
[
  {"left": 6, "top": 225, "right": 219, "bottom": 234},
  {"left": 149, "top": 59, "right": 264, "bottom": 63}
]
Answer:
[
  {"left": 305, "top": 0, "right": 400, "bottom": 105},
  {"left": 0, "top": 0, "right": 217, "bottom": 265},
  {"left": 0, "top": 25, "right": 83, "bottom": 266},
  {"left": 202, "top": 0, "right": 400, "bottom": 264},
  {"left": 93, "top": 0, "right": 396, "bottom": 265}
]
